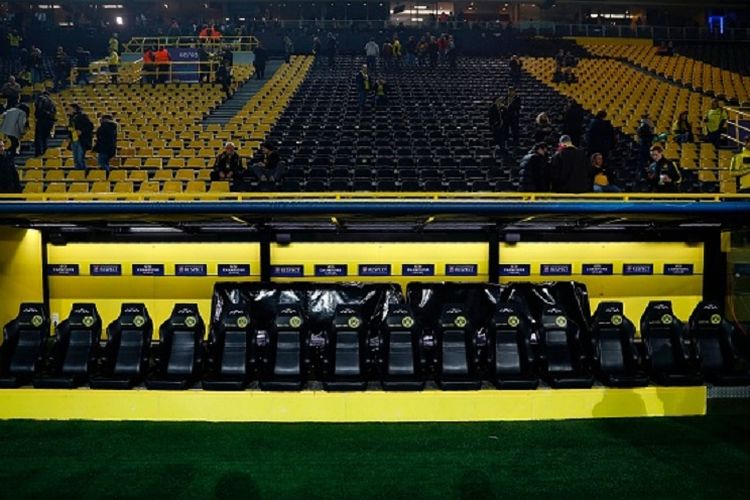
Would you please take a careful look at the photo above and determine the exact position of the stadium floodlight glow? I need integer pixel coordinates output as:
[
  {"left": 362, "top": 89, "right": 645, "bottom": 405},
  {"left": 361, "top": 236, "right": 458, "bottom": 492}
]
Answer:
[
  {"left": 37, "top": 4, "right": 61, "bottom": 9},
  {"left": 102, "top": 4, "right": 124, "bottom": 8},
  {"left": 163, "top": 3, "right": 168, "bottom": 9},
  {"left": 115, "top": 16, "right": 123, "bottom": 25}
]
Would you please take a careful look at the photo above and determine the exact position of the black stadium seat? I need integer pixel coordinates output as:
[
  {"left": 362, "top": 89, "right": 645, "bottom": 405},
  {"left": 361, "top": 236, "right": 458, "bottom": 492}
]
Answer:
[
  {"left": 322, "top": 305, "right": 368, "bottom": 391},
  {"left": 689, "top": 301, "right": 750, "bottom": 386},
  {"left": 487, "top": 302, "right": 538, "bottom": 389},
  {"left": 145, "top": 304, "right": 205, "bottom": 390},
  {"left": 202, "top": 305, "right": 255, "bottom": 390},
  {"left": 538, "top": 306, "right": 594, "bottom": 388},
  {"left": 259, "top": 305, "right": 307, "bottom": 391},
  {"left": 0, "top": 303, "right": 49, "bottom": 388},
  {"left": 589, "top": 302, "right": 649, "bottom": 388},
  {"left": 378, "top": 305, "right": 425, "bottom": 391},
  {"left": 640, "top": 301, "right": 702, "bottom": 386},
  {"left": 434, "top": 305, "right": 481, "bottom": 390},
  {"left": 34, "top": 303, "right": 102, "bottom": 389},
  {"left": 90, "top": 304, "right": 153, "bottom": 389}
]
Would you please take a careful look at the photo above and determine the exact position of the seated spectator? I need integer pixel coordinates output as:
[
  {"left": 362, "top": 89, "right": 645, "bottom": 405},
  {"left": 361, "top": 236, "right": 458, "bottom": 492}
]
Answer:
[
  {"left": 672, "top": 111, "right": 693, "bottom": 144},
  {"left": 251, "top": 142, "right": 284, "bottom": 182},
  {"left": 647, "top": 145, "right": 681, "bottom": 193},
  {"left": 211, "top": 142, "right": 244, "bottom": 183},
  {"left": 591, "top": 153, "right": 621, "bottom": 193},
  {"left": 518, "top": 142, "right": 550, "bottom": 192},
  {"left": 730, "top": 137, "right": 750, "bottom": 193},
  {"left": 550, "top": 135, "right": 590, "bottom": 193}
]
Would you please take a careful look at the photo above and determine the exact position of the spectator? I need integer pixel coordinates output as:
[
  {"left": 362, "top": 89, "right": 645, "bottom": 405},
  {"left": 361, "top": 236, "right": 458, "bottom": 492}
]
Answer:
[
  {"left": 108, "top": 49, "right": 120, "bottom": 84},
  {"left": 562, "top": 99, "right": 584, "bottom": 146},
  {"left": 647, "top": 144, "right": 681, "bottom": 193},
  {"left": 405, "top": 36, "right": 417, "bottom": 66},
  {"left": 326, "top": 32, "right": 338, "bottom": 68},
  {"left": 518, "top": 142, "right": 550, "bottom": 192},
  {"left": 0, "top": 141, "right": 21, "bottom": 193},
  {"left": 563, "top": 51, "right": 578, "bottom": 67},
  {"left": 672, "top": 111, "right": 693, "bottom": 144},
  {"left": 154, "top": 46, "right": 171, "bottom": 83},
  {"left": 216, "top": 61, "right": 232, "bottom": 97},
  {"left": 142, "top": 47, "right": 156, "bottom": 84},
  {"left": 554, "top": 49, "right": 565, "bottom": 68},
  {"left": 382, "top": 40, "right": 393, "bottom": 71},
  {"left": 549, "top": 135, "right": 591, "bottom": 193},
  {"left": 0, "top": 103, "right": 29, "bottom": 157},
  {"left": 253, "top": 42, "right": 268, "bottom": 79},
  {"left": 33, "top": 91, "right": 56, "bottom": 157},
  {"left": 29, "top": 46, "right": 43, "bottom": 84},
  {"left": 283, "top": 35, "right": 294, "bottom": 64},
  {"left": 703, "top": 99, "right": 728, "bottom": 148},
  {"left": 1, "top": 76, "right": 21, "bottom": 110},
  {"left": 211, "top": 142, "right": 244, "bottom": 184},
  {"left": 312, "top": 35, "right": 321, "bottom": 65},
  {"left": 356, "top": 64, "right": 373, "bottom": 108},
  {"left": 729, "top": 136, "right": 750, "bottom": 193},
  {"left": 365, "top": 38, "right": 379, "bottom": 72},
  {"left": 509, "top": 54, "right": 522, "bottom": 85},
  {"left": 392, "top": 35, "right": 402, "bottom": 70},
  {"left": 637, "top": 113, "right": 655, "bottom": 169},
  {"left": 109, "top": 33, "right": 120, "bottom": 55},
  {"left": 251, "top": 142, "right": 283, "bottom": 182},
  {"left": 446, "top": 35, "right": 458, "bottom": 70},
  {"left": 374, "top": 78, "right": 387, "bottom": 106},
  {"left": 534, "top": 112, "right": 554, "bottom": 144},
  {"left": 586, "top": 110, "right": 617, "bottom": 160},
  {"left": 92, "top": 114, "right": 117, "bottom": 173},
  {"left": 54, "top": 47, "right": 71, "bottom": 91},
  {"left": 68, "top": 103, "right": 94, "bottom": 170},
  {"left": 75, "top": 47, "right": 91, "bottom": 85},
  {"left": 591, "top": 153, "right": 621, "bottom": 192}
]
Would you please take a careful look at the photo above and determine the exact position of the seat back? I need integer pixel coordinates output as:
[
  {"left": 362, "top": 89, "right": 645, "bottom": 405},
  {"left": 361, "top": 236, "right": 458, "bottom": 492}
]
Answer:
[
  {"left": 381, "top": 306, "right": 420, "bottom": 377},
  {"left": 57, "top": 303, "right": 101, "bottom": 376},
  {"left": 3, "top": 303, "right": 49, "bottom": 376},
  {"left": 211, "top": 305, "right": 252, "bottom": 376},
  {"left": 640, "top": 301, "right": 686, "bottom": 372},
  {"left": 159, "top": 304, "right": 204, "bottom": 376},
  {"left": 437, "top": 305, "right": 474, "bottom": 377},
  {"left": 489, "top": 303, "right": 532, "bottom": 376},
  {"left": 330, "top": 305, "right": 365, "bottom": 377},
  {"left": 108, "top": 303, "right": 152, "bottom": 376},
  {"left": 591, "top": 302, "right": 635, "bottom": 374},
  {"left": 689, "top": 301, "right": 733, "bottom": 373},
  {"left": 540, "top": 307, "right": 578, "bottom": 373},
  {"left": 270, "top": 306, "right": 305, "bottom": 377}
]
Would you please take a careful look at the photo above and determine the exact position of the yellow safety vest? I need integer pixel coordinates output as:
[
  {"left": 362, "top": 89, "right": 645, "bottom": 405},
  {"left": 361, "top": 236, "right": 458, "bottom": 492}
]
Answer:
[
  {"left": 109, "top": 52, "right": 119, "bottom": 66},
  {"left": 730, "top": 148, "right": 750, "bottom": 190}
]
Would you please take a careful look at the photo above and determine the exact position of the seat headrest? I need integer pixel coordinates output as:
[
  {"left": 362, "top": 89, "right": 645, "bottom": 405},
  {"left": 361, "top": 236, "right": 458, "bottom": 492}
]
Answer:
[
  {"left": 642, "top": 301, "right": 676, "bottom": 328},
  {"left": 168, "top": 303, "right": 202, "bottom": 329},
  {"left": 220, "top": 306, "right": 251, "bottom": 330},
  {"left": 333, "top": 304, "right": 363, "bottom": 330},
  {"left": 67, "top": 303, "right": 100, "bottom": 329},
  {"left": 15, "top": 303, "right": 47, "bottom": 329},
  {"left": 275, "top": 306, "right": 304, "bottom": 329},
  {"left": 492, "top": 304, "right": 525, "bottom": 329},
  {"left": 541, "top": 306, "right": 570, "bottom": 330},
  {"left": 118, "top": 303, "right": 149, "bottom": 328},
  {"left": 384, "top": 306, "right": 417, "bottom": 330},
  {"left": 593, "top": 301, "right": 626, "bottom": 328},
  {"left": 690, "top": 301, "right": 724, "bottom": 329},
  {"left": 439, "top": 304, "right": 469, "bottom": 329}
]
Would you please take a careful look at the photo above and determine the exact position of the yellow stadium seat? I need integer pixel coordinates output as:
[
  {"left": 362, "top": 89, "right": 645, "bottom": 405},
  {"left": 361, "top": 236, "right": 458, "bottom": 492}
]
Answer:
[
  {"left": 138, "top": 181, "right": 160, "bottom": 193},
  {"left": 44, "top": 170, "right": 65, "bottom": 182},
  {"left": 23, "top": 182, "right": 44, "bottom": 194},
  {"left": 45, "top": 183, "right": 67, "bottom": 193},
  {"left": 167, "top": 158, "right": 186, "bottom": 169},
  {"left": 87, "top": 170, "right": 107, "bottom": 181},
  {"left": 152, "top": 170, "right": 173, "bottom": 182},
  {"left": 68, "top": 182, "right": 89, "bottom": 193},
  {"left": 209, "top": 181, "right": 230, "bottom": 193},
  {"left": 144, "top": 158, "right": 163, "bottom": 169},
  {"left": 67, "top": 171, "right": 86, "bottom": 182},
  {"left": 23, "top": 170, "right": 43, "bottom": 182},
  {"left": 91, "top": 181, "right": 111, "bottom": 193},
  {"left": 113, "top": 181, "right": 134, "bottom": 193},
  {"left": 25, "top": 158, "right": 43, "bottom": 168},
  {"left": 197, "top": 169, "right": 212, "bottom": 181},
  {"left": 175, "top": 169, "right": 195, "bottom": 181},
  {"left": 129, "top": 171, "right": 149, "bottom": 183},
  {"left": 187, "top": 158, "right": 206, "bottom": 169},
  {"left": 108, "top": 170, "right": 128, "bottom": 182},
  {"left": 186, "top": 181, "right": 206, "bottom": 193},
  {"left": 123, "top": 158, "right": 141, "bottom": 169},
  {"left": 161, "top": 180, "right": 183, "bottom": 193}
]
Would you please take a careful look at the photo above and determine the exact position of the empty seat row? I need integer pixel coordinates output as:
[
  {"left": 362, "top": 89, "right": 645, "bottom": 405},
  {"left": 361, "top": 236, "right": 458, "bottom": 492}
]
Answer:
[{"left": 1, "top": 284, "right": 747, "bottom": 391}]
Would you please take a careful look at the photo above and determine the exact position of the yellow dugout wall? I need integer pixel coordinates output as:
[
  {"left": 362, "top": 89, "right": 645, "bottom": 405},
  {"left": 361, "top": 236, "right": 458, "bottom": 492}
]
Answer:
[{"left": 0, "top": 228, "right": 44, "bottom": 329}]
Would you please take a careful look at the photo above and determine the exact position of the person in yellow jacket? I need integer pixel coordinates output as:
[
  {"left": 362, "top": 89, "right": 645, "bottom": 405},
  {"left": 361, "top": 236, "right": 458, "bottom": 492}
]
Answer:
[
  {"left": 730, "top": 137, "right": 750, "bottom": 192},
  {"left": 108, "top": 50, "right": 120, "bottom": 84},
  {"left": 703, "top": 99, "right": 728, "bottom": 147},
  {"left": 392, "top": 36, "right": 402, "bottom": 70},
  {"left": 109, "top": 33, "right": 119, "bottom": 55}
]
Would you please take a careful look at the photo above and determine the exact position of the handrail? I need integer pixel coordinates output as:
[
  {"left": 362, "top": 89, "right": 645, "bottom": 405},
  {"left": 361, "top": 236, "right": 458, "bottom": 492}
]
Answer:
[{"left": 123, "top": 36, "right": 259, "bottom": 54}]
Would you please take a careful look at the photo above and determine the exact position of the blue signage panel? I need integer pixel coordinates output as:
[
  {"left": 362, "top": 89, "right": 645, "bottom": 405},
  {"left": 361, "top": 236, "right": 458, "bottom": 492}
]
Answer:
[
  {"left": 315, "top": 264, "right": 348, "bottom": 277},
  {"left": 582, "top": 264, "right": 614, "bottom": 275},
  {"left": 271, "top": 265, "right": 304, "bottom": 278},
  {"left": 90, "top": 264, "right": 122, "bottom": 276},
  {"left": 175, "top": 264, "right": 207, "bottom": 276},
  {"left": 167, "top": 47, "right": 200, "bottom": 81},
  {"left": 132, "top": 264, "right": 165, "bottom": 276},
  {"left": 358, "top": 264, "right": 391, "bottom": 276},
  {"left": 218, "top": 264, "right": 251, "bottom": 276},
  {"left": 48, "top": 264, "right": 79, "bottom": 276},
  {"left": 664, "top": 264, "right": 694, "bottom": 275},
  {"left": 445, "top": 264, "right": 478, "bottom": 276},
  {"left": 623, "top": 263, "right": 654, "bottom": 275},
  {"left": 402, "top": 264, "right": 435, "bottom": 276},
  {"left": 499, "top": 264, "right": 531, "bottom": 276},
  {"left": 540, "top": 264, "right": 572, "bottom": 276}
]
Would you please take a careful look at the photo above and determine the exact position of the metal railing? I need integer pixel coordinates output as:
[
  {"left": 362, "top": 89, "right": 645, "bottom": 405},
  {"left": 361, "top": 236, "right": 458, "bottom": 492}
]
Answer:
[
  {"left": 727, "top": 107, "right": 750, "bottom": 147},
  {"left": 123, "top": 36, "right": 259, "bottom": 54},
  {"left": 70, "top": 59, "right": 232, "bottom": 85}
]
